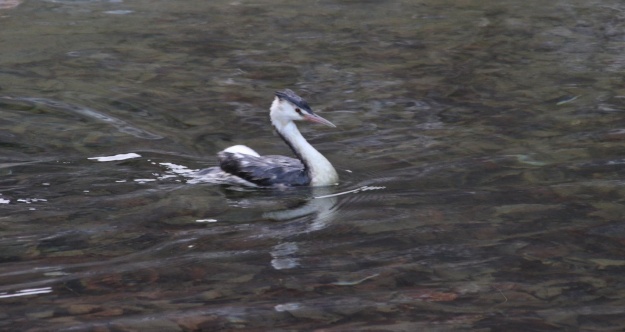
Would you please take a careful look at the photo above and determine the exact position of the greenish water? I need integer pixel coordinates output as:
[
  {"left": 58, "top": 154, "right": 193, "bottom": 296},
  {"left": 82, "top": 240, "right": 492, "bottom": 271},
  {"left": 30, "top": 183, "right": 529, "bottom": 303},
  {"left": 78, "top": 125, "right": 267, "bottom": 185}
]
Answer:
[{"left": 2, "top": 0, "right": 625, "bottom": 330}]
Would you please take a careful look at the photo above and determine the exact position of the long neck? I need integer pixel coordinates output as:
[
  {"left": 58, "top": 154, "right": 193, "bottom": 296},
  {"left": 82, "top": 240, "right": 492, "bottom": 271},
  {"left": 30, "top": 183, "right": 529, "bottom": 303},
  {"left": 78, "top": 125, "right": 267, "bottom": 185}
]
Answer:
[{"left": 272, "top": 120, "right": 338, "bottom": 186}]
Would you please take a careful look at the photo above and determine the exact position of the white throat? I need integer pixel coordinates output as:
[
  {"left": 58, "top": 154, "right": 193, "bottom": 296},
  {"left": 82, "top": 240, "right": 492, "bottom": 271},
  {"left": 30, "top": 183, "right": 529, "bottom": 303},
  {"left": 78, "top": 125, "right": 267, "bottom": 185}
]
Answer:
[{"left": 271, "top": 116, "right": 338, "bottom": 186}]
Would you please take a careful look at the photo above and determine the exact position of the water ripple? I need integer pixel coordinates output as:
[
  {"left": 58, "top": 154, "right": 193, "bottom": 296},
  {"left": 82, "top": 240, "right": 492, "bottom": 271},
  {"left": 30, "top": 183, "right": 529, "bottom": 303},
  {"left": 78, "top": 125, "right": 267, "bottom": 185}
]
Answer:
[{"left": 2, "top": 97, "right": 163, "bottom": 140}]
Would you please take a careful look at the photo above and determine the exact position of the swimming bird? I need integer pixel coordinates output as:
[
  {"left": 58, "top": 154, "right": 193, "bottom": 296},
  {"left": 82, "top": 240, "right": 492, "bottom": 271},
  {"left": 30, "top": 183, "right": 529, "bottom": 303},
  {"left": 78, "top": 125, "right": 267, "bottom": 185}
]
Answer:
[{"left": 199, "top": 89, "right": 338, "bottom": 187}]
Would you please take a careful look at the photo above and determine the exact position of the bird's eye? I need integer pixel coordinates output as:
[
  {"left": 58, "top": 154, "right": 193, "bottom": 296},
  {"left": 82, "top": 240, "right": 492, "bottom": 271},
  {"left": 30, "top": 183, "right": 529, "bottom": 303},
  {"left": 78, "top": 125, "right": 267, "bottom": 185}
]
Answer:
[{"left": 295, "top": 108, "right": 302, "bottom": 114}]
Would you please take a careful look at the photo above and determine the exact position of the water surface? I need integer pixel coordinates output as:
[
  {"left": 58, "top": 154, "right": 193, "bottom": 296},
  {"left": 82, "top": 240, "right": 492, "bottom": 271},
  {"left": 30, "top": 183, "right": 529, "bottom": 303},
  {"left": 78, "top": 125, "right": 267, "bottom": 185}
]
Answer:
[{"left": 2, "top": 0, "right": 625, "bottom": 331}]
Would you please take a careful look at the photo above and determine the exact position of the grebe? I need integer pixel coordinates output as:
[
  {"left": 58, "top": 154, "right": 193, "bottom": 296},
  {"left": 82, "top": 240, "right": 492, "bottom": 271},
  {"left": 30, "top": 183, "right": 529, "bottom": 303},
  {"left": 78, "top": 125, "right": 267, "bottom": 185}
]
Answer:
[{"left": 201, "top": 89, "right": 339, "bottom": 187}]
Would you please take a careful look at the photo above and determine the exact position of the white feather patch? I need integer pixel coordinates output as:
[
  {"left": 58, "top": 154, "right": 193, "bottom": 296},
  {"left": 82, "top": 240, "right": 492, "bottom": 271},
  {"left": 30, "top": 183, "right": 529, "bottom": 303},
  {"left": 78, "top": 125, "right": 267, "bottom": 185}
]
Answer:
[{"left": 223, "top": 145, "right": 260, "bottom": 157}]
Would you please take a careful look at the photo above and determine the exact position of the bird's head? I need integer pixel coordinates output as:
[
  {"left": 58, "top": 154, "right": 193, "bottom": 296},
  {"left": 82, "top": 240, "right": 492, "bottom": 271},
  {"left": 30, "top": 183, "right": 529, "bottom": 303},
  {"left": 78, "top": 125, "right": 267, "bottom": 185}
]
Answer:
[{"left": 270, "top": 89, "right": 336, "bottom": 129}]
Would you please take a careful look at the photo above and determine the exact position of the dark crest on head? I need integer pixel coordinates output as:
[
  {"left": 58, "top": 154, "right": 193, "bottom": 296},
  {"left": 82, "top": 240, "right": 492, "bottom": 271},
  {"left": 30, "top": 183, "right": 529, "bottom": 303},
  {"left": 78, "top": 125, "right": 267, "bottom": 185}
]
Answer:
[{"left": 275, "top": 89, "right": 313, "bottom": 113}]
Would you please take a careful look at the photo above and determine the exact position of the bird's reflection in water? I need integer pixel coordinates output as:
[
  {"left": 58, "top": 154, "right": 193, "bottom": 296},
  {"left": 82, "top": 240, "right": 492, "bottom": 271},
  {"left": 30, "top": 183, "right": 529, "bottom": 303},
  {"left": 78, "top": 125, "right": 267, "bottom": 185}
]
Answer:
[
  {"left": 258, "top": 187, "right": 338, "bottom": 270},
  {"left": 270, "top": 242, "right": 300, "bottom": 270},
  {"left": 217, "top": 185, "right": 386, "bottom": 270},
  {"left": 262, "top": 187, "right": 338, "bottom": 230}
]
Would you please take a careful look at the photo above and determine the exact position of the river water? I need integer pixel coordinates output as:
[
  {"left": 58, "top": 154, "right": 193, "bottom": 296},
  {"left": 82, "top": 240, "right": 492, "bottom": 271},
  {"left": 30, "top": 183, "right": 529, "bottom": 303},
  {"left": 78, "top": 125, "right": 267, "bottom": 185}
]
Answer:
[{"left": 2, "top": 0, "right": 625, "bottom": 331}]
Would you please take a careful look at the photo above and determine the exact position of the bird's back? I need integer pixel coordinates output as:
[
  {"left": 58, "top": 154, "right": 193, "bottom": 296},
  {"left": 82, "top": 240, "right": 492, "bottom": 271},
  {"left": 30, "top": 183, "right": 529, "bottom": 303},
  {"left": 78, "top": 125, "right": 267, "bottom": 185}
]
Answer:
[{"left": 218, "top": 151, "right": 311, "bottom": 187}]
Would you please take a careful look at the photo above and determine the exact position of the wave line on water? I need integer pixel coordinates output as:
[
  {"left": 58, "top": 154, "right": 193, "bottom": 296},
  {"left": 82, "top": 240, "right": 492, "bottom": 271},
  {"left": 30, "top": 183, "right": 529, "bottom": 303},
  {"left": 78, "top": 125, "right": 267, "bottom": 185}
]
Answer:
[
  {"left": 5, "top": 97, "right": 163, "bottom": 140},
  {"left": 313, "top": 185, "right": 386, "bottom": 199}
]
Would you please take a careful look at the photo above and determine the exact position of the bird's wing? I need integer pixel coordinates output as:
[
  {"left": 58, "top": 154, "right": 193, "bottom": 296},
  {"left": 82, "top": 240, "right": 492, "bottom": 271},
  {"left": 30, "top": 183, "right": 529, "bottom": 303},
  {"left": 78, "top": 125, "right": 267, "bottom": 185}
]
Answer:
[{"left": 218, "top": 152, "right": 310, "bottom": 186}]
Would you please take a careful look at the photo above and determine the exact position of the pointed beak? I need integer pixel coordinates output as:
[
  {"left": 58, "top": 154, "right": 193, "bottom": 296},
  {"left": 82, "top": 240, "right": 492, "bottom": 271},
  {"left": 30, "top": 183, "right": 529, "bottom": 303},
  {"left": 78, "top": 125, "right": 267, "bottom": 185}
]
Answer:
[{"left": 304, "top": 113, "right": 336, "bottom": 128}]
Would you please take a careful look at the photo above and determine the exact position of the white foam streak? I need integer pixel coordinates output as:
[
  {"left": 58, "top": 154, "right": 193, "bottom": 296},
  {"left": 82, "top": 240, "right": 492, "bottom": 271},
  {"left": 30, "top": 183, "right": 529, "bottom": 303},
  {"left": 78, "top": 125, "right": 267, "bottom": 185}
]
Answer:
[
  {"left": 88, "top": 153, "right": 141, "bottom": 162},
  {"left": 0, "top": 287, "right": 53, "bottom": 299}
]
